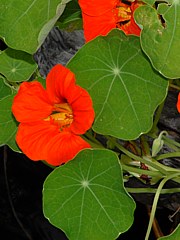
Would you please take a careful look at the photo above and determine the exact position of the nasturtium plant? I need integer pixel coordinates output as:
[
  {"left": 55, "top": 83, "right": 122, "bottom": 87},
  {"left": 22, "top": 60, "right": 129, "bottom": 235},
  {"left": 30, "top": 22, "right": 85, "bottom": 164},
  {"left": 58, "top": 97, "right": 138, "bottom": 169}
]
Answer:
[
  {"left": 0, "top": 0, "right": 72, "bottom": 54},
  {"left": 135, "top": 1, "right": 180, "bottom": 79},
  {"left": 68, "top": 30, "right": 168, "bottom": 140},
  {"left": 43, "top": 149, "right": 135, "bottom": 240},
  {"left": 0, "top": 48, "right": 37, "bottom": 82}
]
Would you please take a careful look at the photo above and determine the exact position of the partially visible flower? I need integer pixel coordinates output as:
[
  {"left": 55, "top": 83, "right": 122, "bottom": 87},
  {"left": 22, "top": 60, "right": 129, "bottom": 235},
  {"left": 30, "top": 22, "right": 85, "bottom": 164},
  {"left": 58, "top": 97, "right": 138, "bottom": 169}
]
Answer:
[
  {"left": 177, "top": 93, "right": 180, "bottom": 113},
  {"left": 78, "top": 0, "right": 143, "bottom": 42},
  {"left": 12, "top": 64, "right": 95, "bottom": 166}
]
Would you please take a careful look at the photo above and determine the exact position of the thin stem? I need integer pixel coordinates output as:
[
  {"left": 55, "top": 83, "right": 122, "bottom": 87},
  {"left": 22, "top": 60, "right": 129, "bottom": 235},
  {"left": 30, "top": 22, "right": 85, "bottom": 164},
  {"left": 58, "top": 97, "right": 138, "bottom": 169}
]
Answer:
[
  {"left": 106, "top": 136, "right": 173, "bottom": 175},
  {"left": 145, "top": 172, "right": 180, "bottom": 240},
  {"left": 150, "top": 100, "right": 165, "bottom": 134},
  {"left": 155, "top": 151, "right": 180, "bottom": 161},
  {"left": 126, "top": 187, "right": 180, "bottom": 194},
  {"left": 122, "top": 164, "right": 162, "bottom": 177},
  {"left": 169, "top": 83, "right": 180, "bottom": 91}
]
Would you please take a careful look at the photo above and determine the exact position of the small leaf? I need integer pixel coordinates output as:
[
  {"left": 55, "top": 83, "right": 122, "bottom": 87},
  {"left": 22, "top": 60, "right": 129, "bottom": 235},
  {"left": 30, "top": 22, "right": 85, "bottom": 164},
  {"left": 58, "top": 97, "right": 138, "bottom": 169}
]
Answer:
[
  {"left": 43, "top": 149, "right": 135, "bottom": 240},
  {"left": 158, "top": 224, "right": 180, "bottom": 240},
  {"left": 0, "top": 48, "right": 37, "bottom": 82},
  {"left": 135, "top": 3, "right": 180, "bottom": 79},
  {"left": 68, "top": 30, "right": 168, "bottom": 140},
  {"left": 0, "top": 0, "right": 71, "bottom": 54},
  {"left": 0, "top": 94, "right": 20, "bottom": 152}
]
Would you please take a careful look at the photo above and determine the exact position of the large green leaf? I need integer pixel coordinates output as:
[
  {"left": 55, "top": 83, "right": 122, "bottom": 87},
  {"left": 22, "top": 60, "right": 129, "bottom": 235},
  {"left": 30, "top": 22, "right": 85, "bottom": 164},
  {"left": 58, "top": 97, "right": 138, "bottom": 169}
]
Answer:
[
  {"left": 68, "top": 30, "right": 168, "bottom": 140},
  {"left": 0, "top": 0, "right": 71, "bottom": 54},
  {"left": 0, "top": 48, "right": 37, "bottom": 82},
  {"left": 0, "top": 94, "right": 20, "bottom": 152},
  {"left": 135, "top": 2, "right": 180, "bottom": 79},
  {"left": 158, "top": 224, "right": 180, "bottom": 240},
  {"left": 43, "top": 149, "right": 135, "bottom": 240}
]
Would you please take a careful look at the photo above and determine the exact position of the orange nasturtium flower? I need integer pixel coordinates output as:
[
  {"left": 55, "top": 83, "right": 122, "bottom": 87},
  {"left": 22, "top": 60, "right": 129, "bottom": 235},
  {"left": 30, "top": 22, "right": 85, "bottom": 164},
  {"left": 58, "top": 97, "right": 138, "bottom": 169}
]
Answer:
[
  {"left": 177, "top": 93, "right": 180, "bottom": 113},
  {"left": 78, "top": 0, "right": 143, "bottom": 42},
  {"left": 12, "top": 64, "right": 95, "bottom": 166}
]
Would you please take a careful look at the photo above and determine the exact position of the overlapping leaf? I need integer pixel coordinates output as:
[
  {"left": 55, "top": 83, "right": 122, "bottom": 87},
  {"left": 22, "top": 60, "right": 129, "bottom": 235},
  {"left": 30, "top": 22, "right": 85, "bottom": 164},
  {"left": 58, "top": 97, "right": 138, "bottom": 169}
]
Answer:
[
  {"left": 158, "top": 224, "right": 180, "bottom": 240},
  {"left": 68, "top": 30, "right": 168, "bottom": 140},
  {"left": 0, "top": 94, "right": 20, "bottom": 152},
  {"left": 0, "top": 48, "right": 37, "bottom": 82},
  {"left": 0, "top": 0, "right": 72, "bottom": 53},
  {"left": 135, "top": 1, "right": 180, "bottom": 78},
  {"left": 0, "top": 76, "right": 12, "bottom": 99},
  {"left": 43, "top": 149, "right": 135, "bottom": 240}
]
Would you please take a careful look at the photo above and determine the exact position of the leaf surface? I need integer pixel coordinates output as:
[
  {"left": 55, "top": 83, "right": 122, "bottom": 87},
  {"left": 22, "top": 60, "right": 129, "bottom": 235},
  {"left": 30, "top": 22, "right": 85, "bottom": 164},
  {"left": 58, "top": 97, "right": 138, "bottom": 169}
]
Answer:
[
  {"left": 0, "top": 0, "right": 71, "bottom": 53},
  {"left": 43, "top": 149, "right": 135, "bottom": 240},
  {"left": 135, "top": 2, "right": 180, "bottom": 78},
  {"left": 68, "top": 30, "right": 168, "bottom": 140}
]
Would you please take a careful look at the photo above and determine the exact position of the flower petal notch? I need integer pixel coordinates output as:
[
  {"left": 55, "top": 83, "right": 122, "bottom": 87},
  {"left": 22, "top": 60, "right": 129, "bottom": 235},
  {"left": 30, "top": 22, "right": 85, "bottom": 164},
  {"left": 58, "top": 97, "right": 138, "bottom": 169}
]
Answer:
[
  {"left": 68, "top": 30, "right": 168, "bottom": 140},
  {"left": 12, "top": 64, "right": 95, "bottom": 166},
  {"left": 78, "top": 0, "right": 143, "bottom": 42}
]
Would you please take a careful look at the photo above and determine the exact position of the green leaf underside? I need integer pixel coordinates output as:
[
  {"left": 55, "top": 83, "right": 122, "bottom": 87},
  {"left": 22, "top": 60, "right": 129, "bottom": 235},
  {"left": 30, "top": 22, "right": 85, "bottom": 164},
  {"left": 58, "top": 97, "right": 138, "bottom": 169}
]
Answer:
[
  {"left": 135, "top": 2, "right": 180, "bottom": 79},
  {"left": 0, "top": 48, "right": 37, "bottom": 82},
  {"left": 43, "top": 149, "right": 135, "bottom": 240},
  {"left": 0, "top": 94, "right": 20, "bottom": 152},
  {"left": 158, "top": 224, "right": 180, "bottom": 240},
  {"left": 0, "top": 0, "right": 71, "bottom": 54},
  {"left": 68, "top": 30, "right": 168, "bottom": 140}
]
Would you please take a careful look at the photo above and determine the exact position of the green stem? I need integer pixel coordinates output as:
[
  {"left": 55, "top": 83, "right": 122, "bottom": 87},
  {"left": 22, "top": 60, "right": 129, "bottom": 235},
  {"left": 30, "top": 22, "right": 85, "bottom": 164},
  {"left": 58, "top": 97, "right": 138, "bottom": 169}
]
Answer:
[
  {"left": 155, "top": 151, "right": 180, "bottom": 161},
  {"left": 150, "top": 100, "right": 165, "bottom": 134},
  {"left": 126, "top": 187, "right": 180, "bottom": 194},
  {"left": 122, "top": 164, "right": 162, "bottom": 177},
  {"left": 145, "top": 172, "right": 180, "bottom": 240},
  {"left": 106, "top": 136, "right": 171, "bottom": 175},
  {"left": 162, "top": 135, "right": 180, "bottom": 149}
]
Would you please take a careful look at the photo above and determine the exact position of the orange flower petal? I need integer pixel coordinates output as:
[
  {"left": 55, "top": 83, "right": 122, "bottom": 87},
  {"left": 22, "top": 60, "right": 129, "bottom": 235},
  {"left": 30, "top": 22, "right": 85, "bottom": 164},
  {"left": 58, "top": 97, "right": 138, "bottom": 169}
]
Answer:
[
  {"left": 69, "top": 85, "right": 95, "bottom": 135},
  {"left": 12, "top": 81, "right": 53, "bottom": 122},
  {"left": 46, "top": 132, "right": 91, "bottom": 166},
  {"left": 78, "top": 0, "right": 118, "bottom": 16},
  {"left": 82, "top": 11, "right": 116, "bottom": 42},
  {"left": 16, "top": 121, "right": 59, "bottom": 161},
  {"left": 16, "top": 121, "right": 90, "bottom": 166},
  {"left": 177, "top": 93, "right": 180, "bottom": 113},
  {"left": 46, "top": 64, "right": 75, "bottom": 103}
]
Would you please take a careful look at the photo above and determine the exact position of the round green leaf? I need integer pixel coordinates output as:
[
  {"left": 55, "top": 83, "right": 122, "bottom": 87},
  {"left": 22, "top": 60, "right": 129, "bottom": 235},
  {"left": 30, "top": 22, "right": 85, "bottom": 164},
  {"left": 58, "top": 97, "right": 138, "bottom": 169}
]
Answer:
[
  {"left": 68, "top": 30, "right": 168, "bottom": 140},
  {"left": 43, "top": 149, "right": 135, "bottom": 240},
  {"left": 0, "top": 94, "right": 20, "bottom": 152},
  {"left": 158, "top": 224, "right": 180, "bottom": 240},
  {"left": 0, "top": 0, "right": 71, "bottom": 54},
  {"left": 135, "top": 2, "right": 180, "bottom": 79},
  {"left": 0, "top": 48, "right": 37, "bottom": 82}
]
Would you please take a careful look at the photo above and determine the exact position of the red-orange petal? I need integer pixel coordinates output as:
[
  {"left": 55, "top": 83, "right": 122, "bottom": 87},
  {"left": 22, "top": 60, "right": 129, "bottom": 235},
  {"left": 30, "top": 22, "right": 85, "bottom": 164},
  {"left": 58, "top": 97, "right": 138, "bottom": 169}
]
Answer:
[
  {"left": 16, "top": 121, "right": 59, "bottom": 161},
  {"left": 46, "top": 64, "right": 75, "bottom": 103},
  {"left": 12, "top": 81, "right": 53, "bottom": 122},
  {"left": 45, "top": 132, "right": 91, "bottom": 166},
  {"left": 177, "top": 93, "right": 180, "bottom": 113},
  {"left": 78, "top": 0, "right": 117, "bottom": 16},
  {"left": 82, "top": 11, "right": 116, "bottom": 42},
  {"left": 68, "top": 85, "right": 95, "bottom": 135},
  {"left": 16, "top": 121, "right": 90, "bottom": 166}
]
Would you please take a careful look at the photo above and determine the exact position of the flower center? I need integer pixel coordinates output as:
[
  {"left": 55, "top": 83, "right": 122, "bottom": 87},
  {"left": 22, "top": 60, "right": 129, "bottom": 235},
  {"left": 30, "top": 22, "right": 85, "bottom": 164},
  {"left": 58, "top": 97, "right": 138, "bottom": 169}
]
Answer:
[
  {"left": 44, "top": 103, "right": 73, "bottom": 130},
  {"left": 115, "top": 1, "right": 132, "bottom": 28}
]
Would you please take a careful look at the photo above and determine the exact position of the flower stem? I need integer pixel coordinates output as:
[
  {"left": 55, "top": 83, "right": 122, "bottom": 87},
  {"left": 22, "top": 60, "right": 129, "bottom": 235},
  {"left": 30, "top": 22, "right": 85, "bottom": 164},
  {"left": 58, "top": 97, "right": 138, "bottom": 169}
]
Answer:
[
  {"left": 144, "top": 172, "right": 180, "bottom": 240},
  {"left": 126, "top": 187, "right": 180, "bottom": 194}
]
